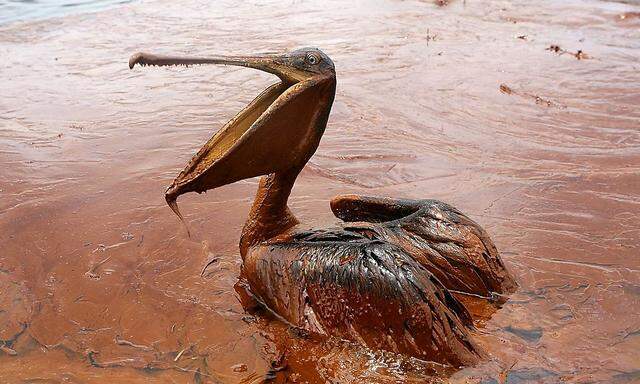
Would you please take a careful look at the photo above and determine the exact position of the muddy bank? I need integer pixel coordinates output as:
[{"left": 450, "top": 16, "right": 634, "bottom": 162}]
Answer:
[{"left": 1, "top": 0, "right": 639, "bottom": 382}]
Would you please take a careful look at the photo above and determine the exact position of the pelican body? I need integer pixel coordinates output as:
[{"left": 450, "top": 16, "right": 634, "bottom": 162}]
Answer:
[{"left": 129, "top": 48, "right": 516, "bottom": 367}]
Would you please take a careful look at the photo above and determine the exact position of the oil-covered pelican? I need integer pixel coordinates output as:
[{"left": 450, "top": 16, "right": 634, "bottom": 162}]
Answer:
[{"left": 129, "top": 48, "right": 516, "bottom": 367}]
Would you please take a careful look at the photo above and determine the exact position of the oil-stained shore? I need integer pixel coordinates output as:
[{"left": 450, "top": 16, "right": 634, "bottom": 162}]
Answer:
[{"left": 1, "top": 0, "right": 639, "bottom": 382}]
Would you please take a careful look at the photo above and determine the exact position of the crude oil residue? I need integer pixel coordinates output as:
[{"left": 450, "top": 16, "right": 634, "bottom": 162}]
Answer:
[{"left": 1, "top": 0, "right": 639, "bottom": 382}]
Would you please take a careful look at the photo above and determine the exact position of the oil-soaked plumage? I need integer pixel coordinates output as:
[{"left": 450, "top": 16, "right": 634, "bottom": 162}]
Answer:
[
  {"left": 330, "top": 195, "right": 516, "bottom": 296},
  {"left": 130, "top": 48, "right": 516, "bottom": 366}
]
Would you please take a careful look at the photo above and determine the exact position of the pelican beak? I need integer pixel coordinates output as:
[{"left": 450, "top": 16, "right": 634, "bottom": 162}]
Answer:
[
  {"left": 129, "top": 52, "right": 310, "bottom": 83},
  {"left": 129, "top": 50, "right": 335, "bottom": 229}
]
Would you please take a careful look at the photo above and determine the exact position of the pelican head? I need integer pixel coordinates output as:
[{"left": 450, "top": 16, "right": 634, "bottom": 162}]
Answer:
[{"left": 129, "top": 48, "right": 337, "bottom": 220}]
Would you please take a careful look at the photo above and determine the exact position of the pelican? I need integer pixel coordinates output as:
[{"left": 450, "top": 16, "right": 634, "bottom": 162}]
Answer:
[{"left": 129, "top": 48, "right": 516, "bottom": 367}]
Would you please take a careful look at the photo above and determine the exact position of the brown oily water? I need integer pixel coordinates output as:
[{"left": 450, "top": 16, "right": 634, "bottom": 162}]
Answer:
[{"left": 1, "top": 0, "right": 639, "bottom": 383}]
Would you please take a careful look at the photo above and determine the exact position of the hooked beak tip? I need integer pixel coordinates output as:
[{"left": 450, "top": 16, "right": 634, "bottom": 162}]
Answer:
[
  {"left": 129, "top": 52, "right": 151, "bottom": 69},
  {"left": 165, "top": 184, "right": 187, "bottom": 216},
  {"left": 165, "top": 187, "right": 191, "bottom": 237},
  {"left": 129, "top": 52, "right": 141, "bottom": 69}
]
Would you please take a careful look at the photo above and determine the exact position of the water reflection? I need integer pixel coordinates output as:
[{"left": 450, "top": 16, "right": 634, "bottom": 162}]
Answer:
[{"left": 0, "top": 0, "right": 133, "bottom": 24}]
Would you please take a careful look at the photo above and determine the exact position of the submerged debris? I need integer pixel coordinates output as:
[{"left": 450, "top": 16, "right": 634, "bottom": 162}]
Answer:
[
  {"left": 200, "top": 256, "right": 220, "bottom": 277},
  {"left": 504, "top": 325, "right": 543, "bottom": 342},
  {"left": 426, "top": 28, "right": 438, "bottom": 45},
  {"left": 499, "top": 84, "right": 513, "bottom": 95},
  {"left": 87, "top": 350, "right": 139, "bottom": 368},
  {"left": 114, "top": 335, "right": 152, "bottom": 351},
  {"left": 231, "top": 363, "right": 248, "bottom": 373},
  {"left": 85, "top": 255, "right": 112, "bottom": 279},
  {"left": 617, "top": 12, "right": 640, "bottom": 21},
  {"left": 499, "top": 361, "right": 518, "bottom": 384},
  {"left": 271, "top": 352, "right": 288, "bottom": 372},
  {"left": 0, "top": 342, "right": 17, "bottom": 356},
  {"left": 546, "top": 44, "right": 590, "bottom": 60},
  {"left": 499, "top": 83, "right": 565, "bottom": 108},
  {"left": 174, "top": 347, "right": 187, "bottom": 362},
  {"left": 574, "top": 50, "right": 587, "bottom": 60}
]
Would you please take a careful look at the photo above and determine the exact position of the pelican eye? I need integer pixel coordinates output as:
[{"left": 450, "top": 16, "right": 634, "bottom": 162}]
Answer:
[{"left": 306, "top": 54, "right": 319, "bottom": 65}]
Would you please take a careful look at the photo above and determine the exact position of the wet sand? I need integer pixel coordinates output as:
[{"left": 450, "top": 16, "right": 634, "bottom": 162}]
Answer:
[{"left": 1, "top": 0, "right": 639, "bottom": 382}]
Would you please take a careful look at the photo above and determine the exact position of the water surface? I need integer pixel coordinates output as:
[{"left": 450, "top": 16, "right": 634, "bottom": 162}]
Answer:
[
  {"left": 1, "top": 0, "right": 639, "bottom": 382},
  {"left": 0, "top": 0, "right": 133, "bottom": 24}
]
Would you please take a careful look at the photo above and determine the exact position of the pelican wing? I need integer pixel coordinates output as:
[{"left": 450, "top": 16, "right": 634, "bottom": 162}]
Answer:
[
  {"left": 330, "top": 195, "right": 517, "bottom": 297},
  {"left": 242, "top": 232, "right": 482, "bottom": 366}
]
